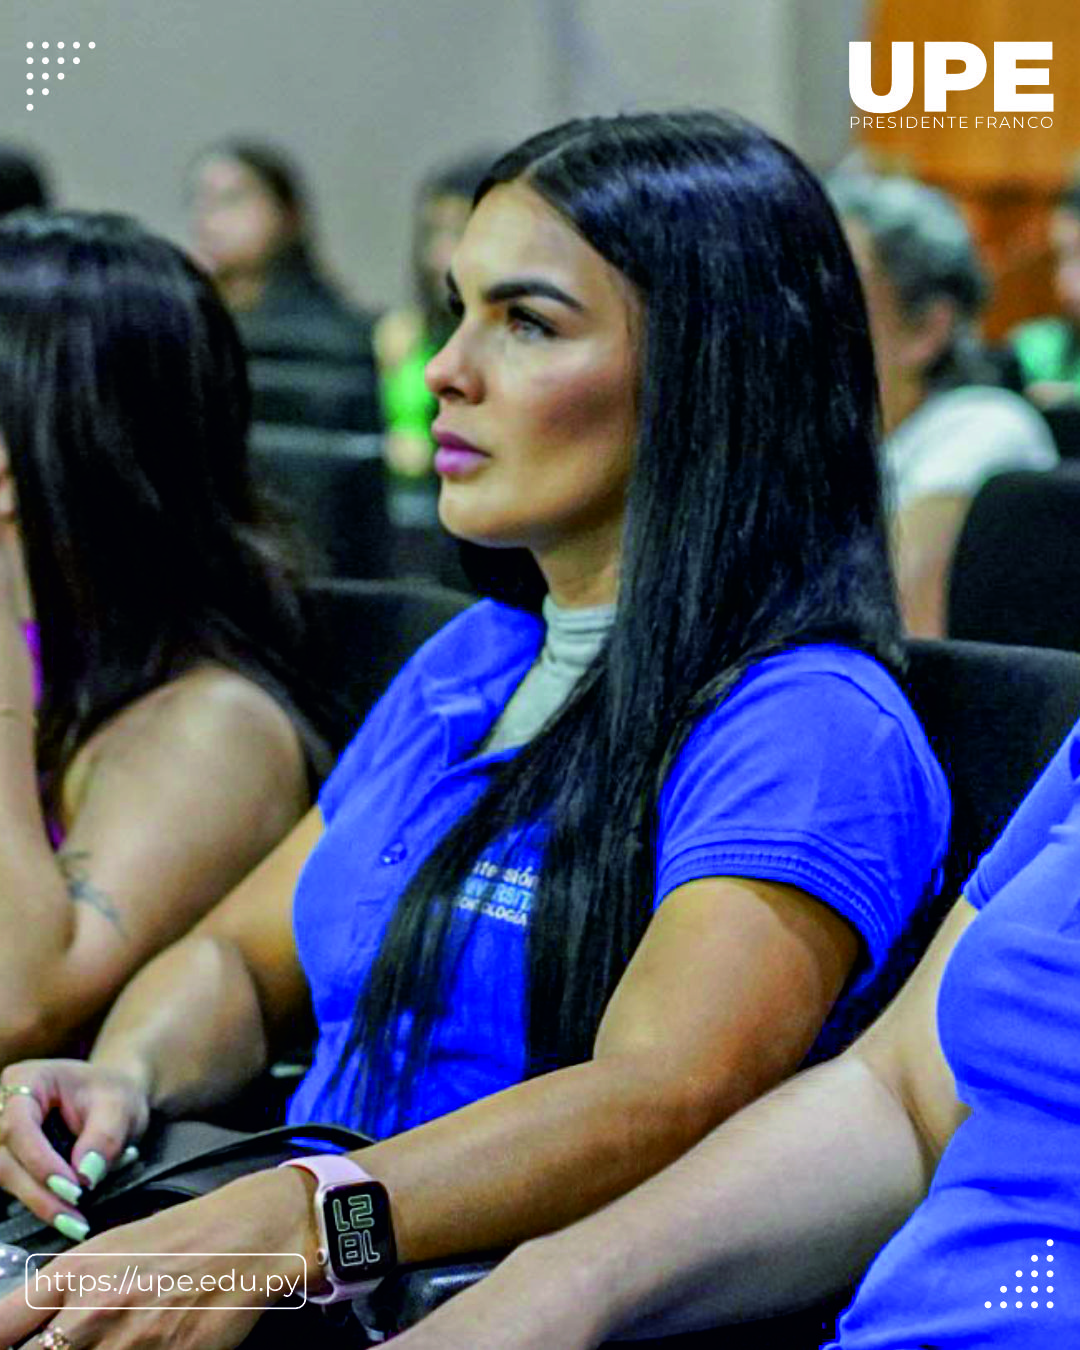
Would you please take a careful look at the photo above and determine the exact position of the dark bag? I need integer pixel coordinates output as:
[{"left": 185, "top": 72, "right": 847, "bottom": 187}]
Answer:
[
  {"left": 0, "top": 1118, "right": 382, "bottom": 1346},
  {"left": 0, "top": 1118, "right": 372, "bottom": 1256}
]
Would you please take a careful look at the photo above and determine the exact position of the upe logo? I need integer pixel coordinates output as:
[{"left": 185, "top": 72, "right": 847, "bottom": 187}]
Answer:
[{"left": 849, "top": 42, "right": 1053, "bottom": 114}]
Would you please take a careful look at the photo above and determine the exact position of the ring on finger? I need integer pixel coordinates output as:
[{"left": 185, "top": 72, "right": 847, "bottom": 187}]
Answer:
[
  {"left": 0, "top": 1083, "right": 35, "bottom": 1117},
  {"left": 37, "top": 1325, "right": 75, "bottom": 1349}
]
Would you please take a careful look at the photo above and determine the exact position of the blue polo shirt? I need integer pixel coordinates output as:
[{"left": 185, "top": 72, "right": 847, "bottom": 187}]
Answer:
[
  {"left": 831, "top": 722, "right": 1080, "bottom": 1349},
  {"left": 287, "top": 600, "right": 949, "bottom": 1138}
]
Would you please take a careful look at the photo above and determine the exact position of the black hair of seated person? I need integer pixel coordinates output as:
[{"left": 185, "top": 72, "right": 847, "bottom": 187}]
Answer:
[
  {"left": 332, "top": 109, "right": 902, "bottom": 1133},
  {"left": 0, "top": 149, "right": 50, "bottom": 216},
  {"left": 0, "top": 210, "right": 334, "bottom": 814}
]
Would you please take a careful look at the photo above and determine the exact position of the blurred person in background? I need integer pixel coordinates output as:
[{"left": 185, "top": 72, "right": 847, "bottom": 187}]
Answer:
[
  {"left": 831, "top": 174, "right": 1058, "bottom": 639},
  {"left": 188, "top": 139, "right": 379, "bottom": 431},
  {"left": 1007, "top": 179, "right": 1080, "bottom": 408}
]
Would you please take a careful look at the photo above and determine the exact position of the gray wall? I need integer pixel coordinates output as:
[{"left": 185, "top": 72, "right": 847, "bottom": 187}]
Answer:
[{"left": 3, "top": 0, "right": 866, "bottom": 309}]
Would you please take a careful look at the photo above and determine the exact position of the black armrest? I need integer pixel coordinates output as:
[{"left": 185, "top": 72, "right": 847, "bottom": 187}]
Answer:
[
  {"left": 362, "top": 1258, "right": 501, "bottom": 1335},
  {"left": 362, "top": 1258, "right": 855, "bottom": 1346}
]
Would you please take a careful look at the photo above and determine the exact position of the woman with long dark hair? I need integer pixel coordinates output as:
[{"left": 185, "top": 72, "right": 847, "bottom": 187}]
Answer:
[
  {"left": 0, "top": 112, "right": 946, "bottom": 1349},
  {"left": 0, "top": 210, "right": 328, "bottom": 1065}
]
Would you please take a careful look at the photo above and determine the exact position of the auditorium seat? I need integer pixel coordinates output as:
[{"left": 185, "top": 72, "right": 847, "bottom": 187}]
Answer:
[
  {"left": 1042, "top": 403, "right": 1080, "bottom": 460},
  {"left": 248, "top": 423, "right": 393, "bottom": 580},
  {"left": 301, "top": 576, "right": 474, "bottom": 755},
  {"left": 248, "top": 356, "right": 383, "bottom": 434},
  {"left": 947, "top": 466, "right": 1080, "bottom": 650}
]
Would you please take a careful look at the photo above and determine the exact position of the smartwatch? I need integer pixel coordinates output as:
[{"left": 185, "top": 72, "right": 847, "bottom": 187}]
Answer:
[{"left": 279, "top": 1153, "right": 397, "bottom": 1304}]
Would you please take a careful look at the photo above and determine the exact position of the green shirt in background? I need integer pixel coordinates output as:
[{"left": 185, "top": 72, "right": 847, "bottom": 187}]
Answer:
[{"left": 1009, "top": 316, "right": 1080, "bottom": 391}]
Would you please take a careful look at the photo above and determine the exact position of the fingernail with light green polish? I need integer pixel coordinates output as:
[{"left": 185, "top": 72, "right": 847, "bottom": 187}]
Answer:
[
  {"left": 118, "top": 1144, "right": 140, "bottom": 1168},
  {"left": 46, "top": 1175, "right": 82, "bottom": 1205},
  {"left": 77, "top": 1151, "right": 106, "bottom": 1188},
  {"left": 53, "top": 1214, "right": 89, "bottom": 1243}
]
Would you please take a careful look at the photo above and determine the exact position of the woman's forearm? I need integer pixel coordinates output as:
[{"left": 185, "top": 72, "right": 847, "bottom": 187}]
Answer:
[
  {"left": 459, "top": 1053, "right": 931, "bottom": 1344},
  {"left": 89, "top": 935, "right": 270, "bottom": 1116},
  {"left": 346, "top": 1049, "right": 774, "bottom": 1268}
]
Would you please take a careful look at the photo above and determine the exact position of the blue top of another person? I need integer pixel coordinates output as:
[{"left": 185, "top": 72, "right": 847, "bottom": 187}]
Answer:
[
  {"left": 832, "top": 721, "right": 1080, "bottom": 1348},
  {"left": 286, "top": 600, "right": 949, "bottom": 1138}
]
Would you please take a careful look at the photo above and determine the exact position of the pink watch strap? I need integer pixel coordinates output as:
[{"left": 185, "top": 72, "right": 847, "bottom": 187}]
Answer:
[
  {"left": 279, "top": 1153, "right": 373, "bottom": 1187},
  {"left": 279, "top": 1153, "right": 385, "bottom": 1303}
]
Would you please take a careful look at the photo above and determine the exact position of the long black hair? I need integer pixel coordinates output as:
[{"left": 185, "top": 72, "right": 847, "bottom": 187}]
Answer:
[
  {"left": 0, "top": 210, "right": 332, "bottom": 814},
  {"left": 341, "top": 110, "right": 901, "bottom": 1132}
]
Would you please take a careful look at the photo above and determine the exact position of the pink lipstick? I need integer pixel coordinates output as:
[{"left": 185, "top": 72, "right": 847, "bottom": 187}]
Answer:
[{"left": 432, "top": 429, "right": 489, "bottom": 478}]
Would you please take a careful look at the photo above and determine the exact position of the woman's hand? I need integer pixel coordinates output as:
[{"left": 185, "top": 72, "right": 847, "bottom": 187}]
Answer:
[
  {"left": 0, "top": 1168, "right": 316, "bottom": 1349},
  {"left": 0, "top": 1061, "right": 150, "bottom": 1233}
]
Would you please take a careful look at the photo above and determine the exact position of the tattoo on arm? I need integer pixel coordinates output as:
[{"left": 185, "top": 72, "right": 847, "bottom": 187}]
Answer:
[{"left": 57, "top": 851, "right": 127, "bottom": 938}]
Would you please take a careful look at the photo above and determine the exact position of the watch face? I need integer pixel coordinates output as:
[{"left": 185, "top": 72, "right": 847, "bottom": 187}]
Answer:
[{"left": 322, "top": 1181, "right": 396, "bottom": 1283}]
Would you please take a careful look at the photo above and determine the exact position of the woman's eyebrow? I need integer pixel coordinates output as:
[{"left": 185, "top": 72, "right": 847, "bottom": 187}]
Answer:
[{"left": 444, "top": 270, "right": 584, "bottom": 312}]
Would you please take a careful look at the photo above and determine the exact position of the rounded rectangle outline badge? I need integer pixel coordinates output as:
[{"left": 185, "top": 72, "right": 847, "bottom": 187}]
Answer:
[{"left": 24, "top": 1252, "right": 309, "bottom": 1310}]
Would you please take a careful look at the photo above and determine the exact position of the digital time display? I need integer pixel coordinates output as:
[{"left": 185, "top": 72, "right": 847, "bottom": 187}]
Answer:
[{"left": 323, "top": 1181, "right": 396, "bottom": 1283}]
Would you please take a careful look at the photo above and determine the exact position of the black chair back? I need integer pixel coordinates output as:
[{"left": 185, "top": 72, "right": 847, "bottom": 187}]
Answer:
[
  {"left": 948, "top": 466, "right": 1080, "bottom": 650},
  {"left": 301, "top": 577, "right": 474, "bottom": 757},
  {"left": 249, "top": 425, "right": 393, "bottom": 580},
  {"left": 1042, "top": 403, "right": 1080, "bottom": 460},
  {"left": 248, "top": 357, "right": 383, "bottom": 433},
  {"left": 904, "top": 639, "right": 1080, "bottom": 904}
]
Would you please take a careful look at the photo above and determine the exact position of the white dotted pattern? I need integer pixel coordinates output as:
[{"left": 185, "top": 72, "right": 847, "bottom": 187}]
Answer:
[
  {"left": 986, "top": 1241, "right": 1059, "bottom": 1313},
  {"left": 22, "top": 40, "right": 94, "bottom": 109}
]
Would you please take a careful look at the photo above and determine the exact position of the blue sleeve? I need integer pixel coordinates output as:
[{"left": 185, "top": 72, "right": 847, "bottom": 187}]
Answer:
[
  {"left": 656, "top": 650, "right": 950, "bottom": 994},
  {"left": 961, "top": 721, "right": 1080, "bottom": 911}
]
